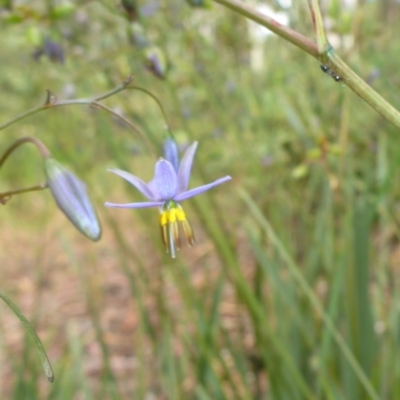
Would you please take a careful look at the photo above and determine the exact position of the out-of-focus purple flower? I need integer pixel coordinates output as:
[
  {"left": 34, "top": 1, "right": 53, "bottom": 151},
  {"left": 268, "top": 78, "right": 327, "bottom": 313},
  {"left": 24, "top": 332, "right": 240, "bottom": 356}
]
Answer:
[
  {"left": 33, "top": 37, "right": 65, "bottom": 64},
  {"left": 144, "top": 46, "right": 168, "bottom": 79},
  {"left": 44, "top": 37, "right": 64, "bottom": 63},
  {"left": 44, "top": 158, "right": 101, "bottom": 241},
  {"left": 140, "top": 1, "right": 159, "bottom": 17},
  {"left": 105, "top": 141, "right": 231, "bottom": 257}
]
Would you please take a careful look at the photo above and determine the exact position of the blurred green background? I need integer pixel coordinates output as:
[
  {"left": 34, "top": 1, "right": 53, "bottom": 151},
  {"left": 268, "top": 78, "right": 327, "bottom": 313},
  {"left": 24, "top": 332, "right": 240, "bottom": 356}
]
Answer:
[{"left": 1, "top": 0, "right": 400, "bottom": 398}]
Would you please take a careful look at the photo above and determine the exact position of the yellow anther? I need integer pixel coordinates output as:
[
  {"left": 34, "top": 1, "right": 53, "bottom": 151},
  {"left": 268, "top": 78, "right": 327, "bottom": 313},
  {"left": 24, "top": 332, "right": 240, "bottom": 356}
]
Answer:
[
  {"left": 158, "top": 203, "right": 194, "bottom": 256},
  {"left": 168, "top": 208, "right": 178, "bottom": 223},
  {"left": 160, "top": 210, "right": 168, "bottom": 227},
  {"left": 175, "top": 207, "right": 187, "bottom": 222}
]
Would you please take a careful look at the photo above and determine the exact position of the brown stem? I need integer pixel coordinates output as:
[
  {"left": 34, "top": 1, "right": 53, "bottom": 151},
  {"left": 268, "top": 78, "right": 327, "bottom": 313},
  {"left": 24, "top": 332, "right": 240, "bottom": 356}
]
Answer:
[
  {"left": 0, "top": 183, "right": 48, "bottom": 204},
  {"left": 211, "top": 0, "right": 319, "bottom": 58},
  {"left": 0, "top": 137, "right": 51, "bottom": 169}
]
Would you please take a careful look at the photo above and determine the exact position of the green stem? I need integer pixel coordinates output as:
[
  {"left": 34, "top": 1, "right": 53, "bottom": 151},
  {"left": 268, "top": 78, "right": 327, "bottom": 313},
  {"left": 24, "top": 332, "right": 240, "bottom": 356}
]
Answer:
[
  {"left": 0, "top": 75, "right": 134, "bottom": 131},
  {"left": 0, "top": 137, "right": 51, "bottom": 168},
  {"left": 308, "top": 0, "right": 330, "bottom": 53},
  {"left": 91, "top": 101, "right": 156, "bottom": 157},
  {"left": 240, "top": 189, "right": 380, "bottom": 400},
  {"left": 211, "top": 0, "right": 319, "bottom": 57},
  {"left": 211, "top": 0, "right": 400, "bottom": 129},
  {"left": 0, "top": 183, "right": 47, "bottom": 203},
  {"left": 0, "top": 137, "right": 50, "bottom": 201},
  {"left": 127, "top": 86, "right": 174, "bottom": 138},
  {"left": 0, "top": 137, "right": 51, "bottom": 201},
  {"left": 328, "top": 51, "right": 400, "bottom": 128},
  {"left": 0, "top": 291, "right": 54, "bottom": 382}
]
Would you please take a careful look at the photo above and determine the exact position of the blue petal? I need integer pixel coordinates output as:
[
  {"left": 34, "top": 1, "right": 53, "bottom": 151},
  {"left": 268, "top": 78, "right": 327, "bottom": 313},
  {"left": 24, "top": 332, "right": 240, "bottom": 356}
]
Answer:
[
  {"left": 108, "top": 168, "right": 158, "bottom": 200},
  {"left": 153, "top": 159, "right": 178, "bottom": 200},
  {"left": 174, "top": 176, "right": 232, "bottom": 202},
  {"left": 163, "top": 138, "right": 179, "bottom": 172},
  {"left": 105, "top": 201, "right": 163, "bottom": 208},
  {"left": 177, "top": 142, "right": 198, "bottom": 193}
]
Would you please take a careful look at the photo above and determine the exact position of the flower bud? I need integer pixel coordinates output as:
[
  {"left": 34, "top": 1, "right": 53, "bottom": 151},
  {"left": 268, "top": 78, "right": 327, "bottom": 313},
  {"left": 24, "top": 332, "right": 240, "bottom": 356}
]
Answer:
[
  {"left": 44, "top": 158, "right": 101, "bottom": 241},
  {"left": 144, "top": 46, "right": 168, "bottom": 79}
]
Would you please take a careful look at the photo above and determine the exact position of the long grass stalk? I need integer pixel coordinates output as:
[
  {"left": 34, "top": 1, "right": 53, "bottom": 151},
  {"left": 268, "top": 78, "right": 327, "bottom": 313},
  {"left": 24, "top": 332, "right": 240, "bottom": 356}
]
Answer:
[{"left": 240, "top": 188, "right": 380, "bottom": 400}]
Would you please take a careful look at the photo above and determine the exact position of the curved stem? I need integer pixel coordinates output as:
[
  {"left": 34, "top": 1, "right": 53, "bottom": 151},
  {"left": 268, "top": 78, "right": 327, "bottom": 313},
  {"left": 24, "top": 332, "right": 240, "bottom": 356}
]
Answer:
[
  {"left": 0, "top": 75, "right": 134, "bottom": 131},
  {"left": 127, "top": 86, "right": 174, "bottom": 138},
  {"left": 0, "top": 76, "right": 158, "bottom": 156},
  {"left": 0, "top": 137, "right": 51, "bottom": 169},
  {"left": 91, "top": 101, "right": 157, "bottom": 157},
  {"left": 0, "top": 137, "right": 50, "bottom": 202}
]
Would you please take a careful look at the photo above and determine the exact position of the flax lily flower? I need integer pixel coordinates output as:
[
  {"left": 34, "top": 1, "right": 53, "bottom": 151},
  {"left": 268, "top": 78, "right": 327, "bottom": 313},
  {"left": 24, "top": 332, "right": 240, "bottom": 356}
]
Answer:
[{"left": 105, "top": 141, "right": 231, "bottom": 257}]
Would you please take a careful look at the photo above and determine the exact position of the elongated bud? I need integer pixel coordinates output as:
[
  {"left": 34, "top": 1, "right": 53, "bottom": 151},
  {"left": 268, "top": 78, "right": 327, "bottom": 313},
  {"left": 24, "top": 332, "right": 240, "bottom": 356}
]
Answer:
[
  {"left": 144, "top": 46, "right": 168, "bottom": 79},
  {"left": 129, "top": 23, "right": 148, "bottom": 48},
  {"left": 163, "top": 138, "right": 179, "bottom": 172},
  {"left": 44, "top": 158, "right": 101, "bottom": 241}
]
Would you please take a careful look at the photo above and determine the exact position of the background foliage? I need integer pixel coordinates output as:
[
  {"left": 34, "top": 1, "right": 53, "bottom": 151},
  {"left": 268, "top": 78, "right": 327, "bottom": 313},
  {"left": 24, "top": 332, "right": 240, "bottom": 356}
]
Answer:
[{"left": 1, "top": 0, "right": 400, "bottom": 398}]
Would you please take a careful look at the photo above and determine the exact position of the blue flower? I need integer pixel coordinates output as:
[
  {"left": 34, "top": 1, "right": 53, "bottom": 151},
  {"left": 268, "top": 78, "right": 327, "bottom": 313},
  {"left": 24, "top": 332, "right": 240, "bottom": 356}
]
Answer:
[{"left": 105, "top": 141, "right": 231, "bottom": 257}]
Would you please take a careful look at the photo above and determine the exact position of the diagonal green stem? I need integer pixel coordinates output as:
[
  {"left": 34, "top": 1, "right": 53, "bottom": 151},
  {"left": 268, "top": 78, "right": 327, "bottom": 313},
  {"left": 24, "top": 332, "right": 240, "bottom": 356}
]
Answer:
[
  {"left": 0, "top": 183, "right": 48, "bottom": 203},
  {"left": 240, "top": 189, "right": 380, "bottom": 400},
  {"left": 211, "top": 0, "right": 400, "bottom": 129},
  {"left": 0, "top": 291, "right": 54, "bottom": 382},
  {"left": 211, "top": 0, "right": 318, "bottom": 57},
  {"left": 327, "top": 51, "right": 400, "bottom": 129}
]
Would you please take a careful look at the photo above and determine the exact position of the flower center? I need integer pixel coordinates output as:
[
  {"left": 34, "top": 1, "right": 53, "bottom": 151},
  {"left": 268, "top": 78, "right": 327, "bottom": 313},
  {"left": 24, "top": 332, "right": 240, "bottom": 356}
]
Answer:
[{"left": 159, "top": 201, "right": 195, "bottom": 258}]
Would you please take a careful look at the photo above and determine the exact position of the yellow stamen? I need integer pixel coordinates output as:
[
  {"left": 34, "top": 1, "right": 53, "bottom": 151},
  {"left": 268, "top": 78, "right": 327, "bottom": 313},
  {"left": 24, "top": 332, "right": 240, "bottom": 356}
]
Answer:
[
  {"left": 158, "top": 202, "right": 195, "bottom": 256},
  {"left": 160, "top": 211, "right": 168, "bottom": 227},
  {"left": 181, "top": 219, "right": 195, "bottom": 246}
]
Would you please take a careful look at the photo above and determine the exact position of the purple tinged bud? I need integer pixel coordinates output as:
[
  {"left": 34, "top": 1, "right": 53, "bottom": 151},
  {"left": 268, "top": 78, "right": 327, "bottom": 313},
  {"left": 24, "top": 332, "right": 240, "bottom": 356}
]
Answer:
[
  {"left": 163, "top": 138, "right": 179, "bottom": 172},
  {"left": 144, "top": 46, "right": 168, "bottom": 79},
  {"left": 44, "top": 158, "right": 101, "bottom": 241},
  {"left": 44, "top": 37, "right": 65, "bottom": 64}
]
